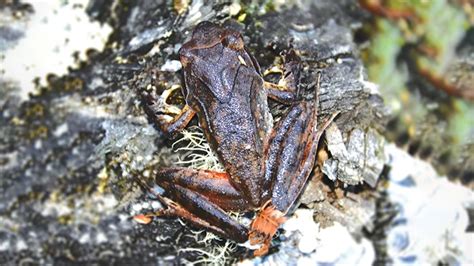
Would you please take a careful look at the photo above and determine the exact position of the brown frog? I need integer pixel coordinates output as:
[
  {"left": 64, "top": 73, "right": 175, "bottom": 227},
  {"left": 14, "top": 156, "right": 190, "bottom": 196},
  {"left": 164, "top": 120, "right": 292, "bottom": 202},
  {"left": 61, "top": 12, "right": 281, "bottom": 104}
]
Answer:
[{"left": 138, "top": 21, "right": 337, "bottom": 256}]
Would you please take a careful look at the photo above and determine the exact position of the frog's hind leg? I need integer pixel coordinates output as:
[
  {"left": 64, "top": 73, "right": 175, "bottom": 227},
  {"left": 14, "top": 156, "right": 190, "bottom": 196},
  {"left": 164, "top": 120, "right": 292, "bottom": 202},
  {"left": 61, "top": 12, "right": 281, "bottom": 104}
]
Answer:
[
  {"left": 250, "top": 101, "right": 337, "bottom": 255},
  {"left": 265, "top": 104, "right": 337, "bottom": 213},
  {"left": 263, "top": 70, "right": 337, "bottom": 212},
  {"left": 141, "top": 168, "right": 250, "bottom": 242},
  {"left": 157, "top": 168, "right": 251, "bottom": 212},
  {"left": 138, "top": 193, "right": 238, "bottom": 241}
]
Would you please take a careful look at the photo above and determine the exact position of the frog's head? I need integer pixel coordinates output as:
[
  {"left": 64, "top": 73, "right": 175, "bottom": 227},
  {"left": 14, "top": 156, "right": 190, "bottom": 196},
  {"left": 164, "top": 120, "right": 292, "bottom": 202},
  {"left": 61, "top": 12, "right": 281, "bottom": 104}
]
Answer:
[
  {"left": 192, "top": 21, "right": 243, "bottom": 50},
  {"left": 179, "top": 22, "right": 253, "bottom": 104},
  {"left": 179, "top": 21, "right": 244, "bottom": 67}
]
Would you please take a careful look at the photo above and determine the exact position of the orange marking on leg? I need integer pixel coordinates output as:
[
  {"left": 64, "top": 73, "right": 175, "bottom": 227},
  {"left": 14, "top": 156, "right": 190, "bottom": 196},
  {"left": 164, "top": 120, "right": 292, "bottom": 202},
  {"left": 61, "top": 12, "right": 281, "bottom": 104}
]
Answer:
[{"left": 249, "top": 202, "right": 287, "bottom": 256}]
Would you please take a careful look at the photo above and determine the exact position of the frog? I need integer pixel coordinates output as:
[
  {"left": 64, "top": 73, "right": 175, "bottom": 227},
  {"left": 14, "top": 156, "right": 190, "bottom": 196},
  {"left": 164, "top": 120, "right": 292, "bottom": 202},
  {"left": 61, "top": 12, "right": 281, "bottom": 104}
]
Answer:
[{"left": 138, "top": 21, "right": 337, "bottom": 256}]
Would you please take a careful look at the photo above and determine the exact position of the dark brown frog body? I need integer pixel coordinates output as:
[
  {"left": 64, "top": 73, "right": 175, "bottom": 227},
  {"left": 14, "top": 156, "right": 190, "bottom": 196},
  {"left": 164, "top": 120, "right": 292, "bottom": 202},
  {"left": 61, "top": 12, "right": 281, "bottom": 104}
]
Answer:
[{"left": 139, "top": 21, "right": 337, "bottom": 256}]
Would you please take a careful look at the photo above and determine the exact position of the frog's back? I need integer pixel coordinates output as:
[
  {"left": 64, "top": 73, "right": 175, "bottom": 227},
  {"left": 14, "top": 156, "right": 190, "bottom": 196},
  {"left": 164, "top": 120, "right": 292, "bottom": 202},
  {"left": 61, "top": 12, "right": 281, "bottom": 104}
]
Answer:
[
  {"left": 187, "top": 63, "right": 273, "bottom": 206},
  {"left": 189, "top": 63, "right": 273, "bottom": 166},
  {"left": 199, "top": 67, "right": 274, "bottom": 206},
  {"left": 179, "top": 22, "right": 274, "bottom": 205}
]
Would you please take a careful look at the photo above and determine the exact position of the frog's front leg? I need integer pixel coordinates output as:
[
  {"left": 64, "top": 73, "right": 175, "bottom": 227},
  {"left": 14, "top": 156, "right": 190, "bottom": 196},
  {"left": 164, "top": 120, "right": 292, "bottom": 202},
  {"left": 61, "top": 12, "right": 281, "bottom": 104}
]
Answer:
[
  {"left": 262, "top": 50, "right": 302, "bottom": 104},
  {"left": 144, "top": 167, "right": 250, "bottom": 242},
  {"left": 140, "top": 86, "right": 196, "bottom": 137},
  {"left": 264, "top": 82, "right": 299, "bottom": 104}
]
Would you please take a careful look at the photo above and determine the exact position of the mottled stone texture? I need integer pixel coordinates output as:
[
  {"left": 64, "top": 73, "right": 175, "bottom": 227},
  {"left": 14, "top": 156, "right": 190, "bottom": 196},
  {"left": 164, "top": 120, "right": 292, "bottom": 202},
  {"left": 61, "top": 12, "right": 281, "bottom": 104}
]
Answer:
[{"left": 0, "top": 1, "right": 387, "bottom": 264}]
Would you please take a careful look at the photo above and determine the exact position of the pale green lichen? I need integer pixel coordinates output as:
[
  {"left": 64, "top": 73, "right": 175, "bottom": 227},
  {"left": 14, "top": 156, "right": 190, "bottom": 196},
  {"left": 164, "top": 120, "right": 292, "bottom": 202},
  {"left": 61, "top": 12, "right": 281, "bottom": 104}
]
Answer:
[
  {"left": 173, "top": 126, "right": 224, "bottom": 171},
  {"left": 180, "top": 239, "right": 238, "bottom": 265}
]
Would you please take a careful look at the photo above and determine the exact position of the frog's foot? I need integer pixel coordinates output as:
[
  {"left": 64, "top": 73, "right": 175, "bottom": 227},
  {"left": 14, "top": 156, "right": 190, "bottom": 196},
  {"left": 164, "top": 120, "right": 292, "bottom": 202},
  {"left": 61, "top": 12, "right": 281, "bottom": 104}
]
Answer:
[
  {"left": 141, "top": 85, "right": 182, "bottom": 115},
  {"left": 249, "top": 201, "right": 286, "bottom": 256}
]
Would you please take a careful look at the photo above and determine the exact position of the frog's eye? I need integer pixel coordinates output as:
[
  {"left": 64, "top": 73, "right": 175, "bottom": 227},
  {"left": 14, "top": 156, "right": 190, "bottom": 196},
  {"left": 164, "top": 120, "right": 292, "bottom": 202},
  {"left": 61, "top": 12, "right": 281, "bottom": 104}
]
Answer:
[{"left": 222, "top": 32, "right": 244, "bottom": 51}]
